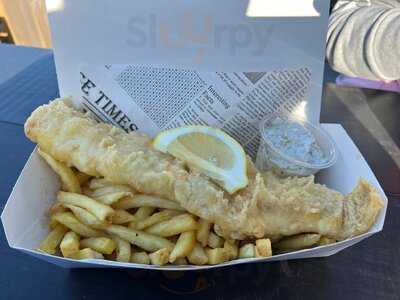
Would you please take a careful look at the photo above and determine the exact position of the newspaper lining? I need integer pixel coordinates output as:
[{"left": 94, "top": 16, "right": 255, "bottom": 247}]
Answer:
[{"left": 80, "top": 65, "right": 311, "bottom": 157}]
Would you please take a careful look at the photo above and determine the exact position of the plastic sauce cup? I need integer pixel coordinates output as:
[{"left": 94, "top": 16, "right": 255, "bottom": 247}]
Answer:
[{"left": 256, "top": 114, "right": 337, "bottom": 176}]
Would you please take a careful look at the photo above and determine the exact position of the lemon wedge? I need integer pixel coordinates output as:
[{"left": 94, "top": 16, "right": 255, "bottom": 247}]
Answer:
[{"left": 153, "top": 126, "right": 248, "bottom": 194}]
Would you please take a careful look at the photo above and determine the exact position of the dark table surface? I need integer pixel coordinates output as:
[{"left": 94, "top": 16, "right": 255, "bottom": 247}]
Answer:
[{"left": 0, "top": 45, "right": 399, "bottom": 300}]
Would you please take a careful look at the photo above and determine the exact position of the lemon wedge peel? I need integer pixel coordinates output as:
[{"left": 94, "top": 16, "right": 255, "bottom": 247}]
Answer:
[{"left": 153, "top": 126, "right": 248, "bottom": 194}]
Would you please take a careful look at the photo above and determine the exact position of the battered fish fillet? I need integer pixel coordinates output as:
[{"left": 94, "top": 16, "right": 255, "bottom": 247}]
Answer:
[{"left": 24, "top": 99, "right": 384, "bottom": 241}]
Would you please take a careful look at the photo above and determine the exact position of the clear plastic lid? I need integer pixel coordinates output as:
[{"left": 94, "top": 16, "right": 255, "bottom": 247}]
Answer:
[{"left": 257, "top": 112, "right": 337, "bottom": 176}]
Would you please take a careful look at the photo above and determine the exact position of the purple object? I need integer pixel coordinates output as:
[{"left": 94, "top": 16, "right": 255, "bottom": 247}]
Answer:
[{"left": 336, "top": 75, "right": 400, "bottom": 93}]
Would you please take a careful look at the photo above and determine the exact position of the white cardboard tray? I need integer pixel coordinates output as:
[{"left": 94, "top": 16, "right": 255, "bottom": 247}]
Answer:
[{"left": 1, "top": 124, "right": 387, "bottom": 270}]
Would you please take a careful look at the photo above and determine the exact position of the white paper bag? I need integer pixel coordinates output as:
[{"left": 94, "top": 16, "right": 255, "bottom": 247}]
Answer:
[{"left": 48, "top": 0, "right": 330, "bottom": 124}]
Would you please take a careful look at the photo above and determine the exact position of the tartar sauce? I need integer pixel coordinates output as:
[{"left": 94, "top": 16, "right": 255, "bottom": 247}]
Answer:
[{"left": 264, "top": 118, "right": 327, "bottom": 165}]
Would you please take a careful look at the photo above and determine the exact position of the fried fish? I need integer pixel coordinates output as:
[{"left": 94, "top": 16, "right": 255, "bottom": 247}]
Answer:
[{"left": 24, "top": 99, "right": 384, "bottom": 241}]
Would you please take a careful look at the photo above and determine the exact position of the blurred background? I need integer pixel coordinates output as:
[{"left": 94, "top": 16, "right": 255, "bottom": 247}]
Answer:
[
  {"left": 0, "top": 0, "right": 59, "bottom": 48},
  {"left": 0, "top": 0, "right": 337, "bottom": 49}
]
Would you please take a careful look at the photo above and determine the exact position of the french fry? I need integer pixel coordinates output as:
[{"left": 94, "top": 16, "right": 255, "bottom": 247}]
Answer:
[
  {"left": 75, "top": 171, "right": 92, "bottom": 186},
  {"left": 91, "top": 185, "right": 132, "bottom": 198},
  {"left": 60, "top": 231, "right": 80, "bottom": 258},
  {"left": 131, "top": 252, "right": 150, "bottom": 264},
  {"left": 224, "top": 240, "right": 239, "bottom": 260},
  {"left": 111, "top": 209, "right": 137, "bottom": 224},
  {"left": 128, "top": 207, "right": 154, "bottom": 228},
  {"left": 49, "top": 202, "right": 68, "bottom": 215},
  {"left": 105, "top": 225, "right": 174, "bottom": 252},
  {"left": 80, "top": 237, "right": 116, "bottom": 254},
  {"left": 207, "top": 232, "right": 224, "bottom": 248},
  {"left": 39, "top": 156, "right": 331, "bottom": 266},
  {"left": 70, "top": 248, "right": 104, "bottom": 260},
  {"left": 114, "top": 194, "right": 184, "bottom": 211},
  {"left": 113, "top": 236, "right": 131, "bottom": 262},
  {"left": 49, "top": 218, "right": 59, "bottom": 229},
  {"left": 64, "top": 204, "right": 107, "bottom": 229},
  {"left": 317, "top": 236, "right": 336, "bottom": 246},
  {"left": 134, "top": 207, "right": 155, "bottom": 221},
  {"left": 255, "top": 239, "right": 272, "bottom": 257},
  {"left": 57, "top": 191, "right": 114, "bottom": 221},
  {"left": 38, "top": 148, "right": 81, "bottom": 193},
  {"left": 52, "top": 212, "right": 103, "bottom": 237},
  {"left": 89, "top": 178, "right": 113, "bottom": 189},
  {"left": 196, "top": 219, "right": 211, "bottom": 247},
  {"left": 274, "top": 233, "right": 321, "bottom": 251},
  {"left": 48, "top": 203, "right": 66, "bottom": 229},
  {"left": 205, "top": 248, "right": 229, "bottom": 265},
  {"left": 95, "top": 192, "right": 133, "bottom": 205},
  {"left": 172, "top": 257, "right": 188, "bottom": 265},
  {"left": 149, "top": 248, "right": 170, "bottom": 266},
  {"left": 136, "top": 210, "right": 182, "bottom": 230},
  {"left": 169, "top": 231, "right": 196, "bottom": 263},
  {"left": 38, "top": 224, "right": 68, "bottom": 254},
  {"left": 238, "top": 243, "right": 255, "bottom": 258},
  {"left": 146, "top": 214, "right": 198, "bottom": 237},
  {"left": 213, "top": 224, "right": 224, "bottom": 237},
  {"left": 187, "top": 242, "right": 208, "bottom": 265}
]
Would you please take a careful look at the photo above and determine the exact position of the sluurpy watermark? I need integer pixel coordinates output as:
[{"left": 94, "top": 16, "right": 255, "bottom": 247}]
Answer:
[{"left": 126, "top": 12, "right": 274, "bottom": 62}]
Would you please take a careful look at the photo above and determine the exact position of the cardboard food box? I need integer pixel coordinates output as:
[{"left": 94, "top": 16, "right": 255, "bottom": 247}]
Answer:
[{"left": 1, "top": 0, "right": 387, "bottom": 270}]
